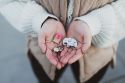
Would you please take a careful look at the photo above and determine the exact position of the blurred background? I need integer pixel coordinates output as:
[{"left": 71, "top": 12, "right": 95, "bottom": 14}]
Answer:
[{"left": 0, "top": 14, "right": 125, "bottom": 83}]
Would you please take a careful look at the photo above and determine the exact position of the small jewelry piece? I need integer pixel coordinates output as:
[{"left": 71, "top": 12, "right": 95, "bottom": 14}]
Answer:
[
  {"left": 53, "top": 46, "right": 63, "bottom": 53},
  {"left": 53, "top": 33, "right": 63, "bottom": 44},
  {"left": 63, "top": 38, "right": 78, "bottom": 48}
]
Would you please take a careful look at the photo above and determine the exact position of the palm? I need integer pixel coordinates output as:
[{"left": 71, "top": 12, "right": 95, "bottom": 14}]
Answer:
[
  {"left": 38, "top": 19, "right": 65, "bottom": 69},
  {"left": 60, "top": 21, "right": 92, "bottom": 64}
]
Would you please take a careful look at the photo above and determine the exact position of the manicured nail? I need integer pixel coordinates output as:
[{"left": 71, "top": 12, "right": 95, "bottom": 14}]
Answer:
[{"left": 57, "top": 63, "right": 61, "bottom": 70}]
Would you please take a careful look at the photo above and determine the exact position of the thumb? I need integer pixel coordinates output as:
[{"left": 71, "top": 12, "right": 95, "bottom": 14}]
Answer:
[
  {"left": 82, "top": 35, "right": 91, "bottom": 53},
  {"left": 38, "top": 33, "right": 46, "bottom": 53}
]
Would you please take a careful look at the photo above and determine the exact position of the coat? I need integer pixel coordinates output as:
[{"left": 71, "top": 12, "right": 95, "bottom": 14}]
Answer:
[{"left": 28, "top": 0, "right": 116, "bottom": 82}]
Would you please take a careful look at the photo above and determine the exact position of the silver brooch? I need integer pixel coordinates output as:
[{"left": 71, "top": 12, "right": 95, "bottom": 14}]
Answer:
[
  {"left": 63, "top": 38, "right": 78, "bottom": 48},
  {"left": 53, "top": 46, "right": 63, "bottom": 53}
]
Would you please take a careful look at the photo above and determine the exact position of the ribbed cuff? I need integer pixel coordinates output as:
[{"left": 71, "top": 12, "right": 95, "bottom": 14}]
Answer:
[
  {"left": 74, "top": 14, "right": 101, "bottom": 36},
  {"left": 74, "top": 4, "right": 117, "bottom": 48},
  {"left": 32, "top": 12, "right": 58, "bottom": 34},
  {"left": 19, "top": 1, "right": 58, "bottom": 36}
]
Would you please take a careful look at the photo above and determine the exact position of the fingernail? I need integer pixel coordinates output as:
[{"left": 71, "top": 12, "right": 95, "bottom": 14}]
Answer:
[
  {"left": 42, "top": 50, "right": 45, "bottom": 54},
  {"left": 61, "top": 64, "right": 65, "bottom": 67},
  {"left": 57, "top": 64, "right": 61, "bottom": 70},
  {"left": 68, "top": 61, "right": 72, "bottom": 64},
  {"left": 60, "top": 58, "right": 64, "bottom": 63},
  {"left": 63, "top": 60, "right": 67, "bottom": 64},
  {"left": 82, "top": 49, "right": 86, "bottom": 54}
]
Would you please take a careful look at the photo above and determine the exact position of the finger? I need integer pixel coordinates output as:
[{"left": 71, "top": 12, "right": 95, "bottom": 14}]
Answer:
[
  {"left": 60, "top": 49, "right": 71, "bottom": 63},
  {"left": 38, "top": 33, "right": 46, "bottom": 53},
  {"left": 60, "top": 48, "right": 73, "bottom": 62},
  {"left": 57, "top": 22, "right": 66, "bottom": 37},
  {"left": 82, "top": 40, "right": 91, "bottom": 53},
  {"left": 59, "top": 41, "right": 63, "bottom": 46},
  {"left": 57, "top": 62, "right": 62, "bottom": 69},
  {"left": 56, "top": 62, "right": 65, "bottom": 69},
  {"left": 46, "top": 32, "right": 55, "bottom": 43},
  {"left": 60, "top": 46, "right": 68, "bottom": 57},
  {"left": 82, "top": 34, "right": 91, "bottom": 53},
  {"left": 46, "top": 42, "right": 57, "bottom": 50},
  {"left": 46, "top": 49, "right": 58, "bottom": 66},
  {"left": 76, "top": 43, "right": 82, "bottom": 49},
  {"left": 54, "top": 53, "right": 62, "bottom": 69},
  {"left": 61, "top": 63, "right": 65, "bottom": 67},
  {"left": 67, "top": 48, "right": 73, "bottom": 53},
  {"left": 61, "top": 49, "right": 76, "bottom": 64},
  {"left": 82, "top": 43, "right": 90, "bottom": 53},
  {"left": 68, "top": 49, "right": 83, "bottom": 64}
]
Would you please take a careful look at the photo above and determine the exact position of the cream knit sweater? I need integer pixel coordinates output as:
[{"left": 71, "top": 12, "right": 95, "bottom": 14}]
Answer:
[{"left": 0, "top": 0, "right": 125, "bottom": 48}]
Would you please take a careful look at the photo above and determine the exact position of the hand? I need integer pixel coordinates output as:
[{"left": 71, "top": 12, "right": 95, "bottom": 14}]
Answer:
[
  {"left": 60, "top": 20, "right": 92, "bottom": 64},
  {"left": 38, "top": 19, "right": 65, "bottom": 69}
]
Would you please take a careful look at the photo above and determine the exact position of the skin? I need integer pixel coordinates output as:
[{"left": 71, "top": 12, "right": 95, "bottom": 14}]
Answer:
[
  {"left": 38, "top": 19, "right": 66, "bottom": 69},
  {"left": 38, "top": 19, "right": 92, "bottom": 69},
  {"left": 60, "top": 20, "right": 92, "bottom": 65}
]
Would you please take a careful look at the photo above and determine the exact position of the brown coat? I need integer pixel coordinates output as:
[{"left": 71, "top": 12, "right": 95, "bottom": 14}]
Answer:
[
  {"left": 29, "top": 0, "right": 116, "bottom": 82},
  {"left": 36, "top": 0, "right": 113, "bottom": 25}
]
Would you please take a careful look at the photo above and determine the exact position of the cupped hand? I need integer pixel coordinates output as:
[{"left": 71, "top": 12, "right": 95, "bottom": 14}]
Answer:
[
  {"left": 60, "top": 20, "right": 92, "bottom": 64},
  {"left": 38, "top": 19, "right": 66, "bottom": 69}
]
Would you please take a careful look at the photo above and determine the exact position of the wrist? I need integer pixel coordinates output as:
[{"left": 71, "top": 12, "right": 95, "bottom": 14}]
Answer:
[
  {"left": 72, "top": 20, "right": 92, "bottom": 38},
  {"left": 42, "top": 17, "right": 58, "bottom": 27},
  {"left": 74, "top": 15, "right": 101, "bottom": 36},
  {"left": 73, "top": 20, "right": 90, "bottom": 31}
]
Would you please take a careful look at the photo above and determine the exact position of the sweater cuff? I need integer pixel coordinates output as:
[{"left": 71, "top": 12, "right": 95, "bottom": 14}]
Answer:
[
  {"left": 75, "top": 5, "right": 117, "bottom": 48},
  {"left": 32, "top": 12, "right": 58, "bottom": 34},
  {"left": 74, "top": 14, "right": 101, "bottom": 36},
  {"left": 0, "top": 1, "right": 58, "bottom": 36},
  {"left": 19, "top": 1, "right": 58, "bottom": 36}
]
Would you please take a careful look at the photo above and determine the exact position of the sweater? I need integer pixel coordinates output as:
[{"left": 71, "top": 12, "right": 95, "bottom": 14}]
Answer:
[
  {"left": 0, "top": 0, "right": 125, "bottom": 48},
  {"left": 0, "top": 0, "right": 58, "bottom": 36}
]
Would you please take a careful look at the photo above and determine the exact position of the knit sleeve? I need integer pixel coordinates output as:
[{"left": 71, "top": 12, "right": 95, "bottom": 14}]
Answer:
[
  {"left": 0, "top": 0, "right": 58, "bottom": 36},
  {"left": 75, "top": 0, "right": 125, "bottom": 48}
]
